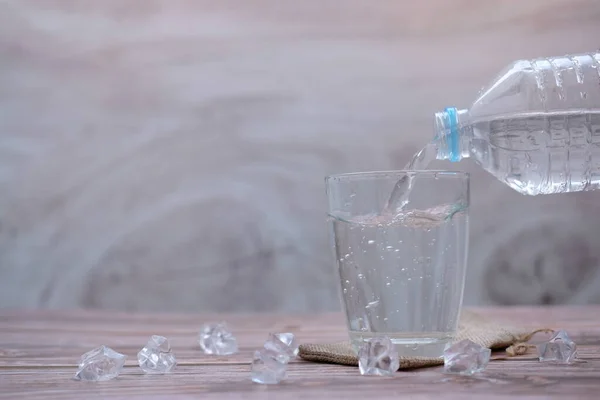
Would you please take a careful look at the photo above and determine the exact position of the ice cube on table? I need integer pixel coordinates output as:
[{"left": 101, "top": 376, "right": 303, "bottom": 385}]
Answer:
[
  {"left": 537, "top": 330, "right": 578, "bottom": 364},
  {"left": 75, "top": 345, "right": 127, "bottom": 382},
  {"left": 358, "top": 336, "right": 399, "bottom": 376},
  {"left": 443, "top": 339, "right": 491, "bottom": 376},
  {"left": 263, "top": 333, "right": 299, "bottom": 363},
  {"left": 251, "top": 348, "right": 287, "bottom": 384},
  {"left": 137, "top": 335, "right": 177, "bottom": 374},
  {"left": 198, "top": 322, "right": 238, "bottom": 355}
]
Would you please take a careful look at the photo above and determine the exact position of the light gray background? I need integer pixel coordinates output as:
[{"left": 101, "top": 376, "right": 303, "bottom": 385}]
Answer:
[{"left": 2, "top": 0, "right": 600, "bottom": 313}]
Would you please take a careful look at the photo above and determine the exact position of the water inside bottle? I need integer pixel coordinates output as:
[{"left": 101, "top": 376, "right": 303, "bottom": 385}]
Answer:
[
  {"left": 466, "top": 111, "right": 600, "bottom": 195},
  {"left": 385, "top": 110, "right": 600, "bottom": 203}
]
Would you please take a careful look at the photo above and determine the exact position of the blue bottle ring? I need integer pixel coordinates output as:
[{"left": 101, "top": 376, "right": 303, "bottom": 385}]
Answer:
[{"left": 444, "top": 107, "right": 460, "bottom": 162}]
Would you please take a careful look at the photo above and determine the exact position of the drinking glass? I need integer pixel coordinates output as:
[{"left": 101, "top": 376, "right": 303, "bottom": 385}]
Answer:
[{"left": 325, "top": 170, "right": 469, "bottom": 358}]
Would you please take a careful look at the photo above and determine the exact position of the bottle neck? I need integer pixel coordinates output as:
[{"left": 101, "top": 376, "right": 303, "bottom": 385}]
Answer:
[{"left": 434, "top": 107, "right": 470, "bottom": 162}]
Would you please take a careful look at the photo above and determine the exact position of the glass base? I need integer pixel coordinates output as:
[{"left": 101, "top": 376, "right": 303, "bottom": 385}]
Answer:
[{"left": 350, "top": 331, "right": 452, "bottom": 358}]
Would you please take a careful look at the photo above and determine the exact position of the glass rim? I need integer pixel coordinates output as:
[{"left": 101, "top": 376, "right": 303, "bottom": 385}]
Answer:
[{"left": 325, "top": 170, "right": 469, "bottom": 182}]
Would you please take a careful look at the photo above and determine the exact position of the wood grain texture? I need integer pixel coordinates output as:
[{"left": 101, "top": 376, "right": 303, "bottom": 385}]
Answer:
[
  {"left": 2, "top": 1, "right": 600, "bottom": 313},
  {"left": 1, "top": 307, "right": 600, "bottom": 399}
]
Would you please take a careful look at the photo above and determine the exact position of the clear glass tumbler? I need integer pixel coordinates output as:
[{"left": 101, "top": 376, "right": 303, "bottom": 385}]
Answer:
[{"left": 326, "top": 171, "right": 469, "bottom": 358}]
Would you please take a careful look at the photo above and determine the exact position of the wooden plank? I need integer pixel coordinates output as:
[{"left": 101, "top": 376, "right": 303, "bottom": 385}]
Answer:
[
  {"left": 1, "top": 307, "right": 600, "bottom": 399},
  {"left": 2, "top": 360, "right": 600, "bottom": 399}
]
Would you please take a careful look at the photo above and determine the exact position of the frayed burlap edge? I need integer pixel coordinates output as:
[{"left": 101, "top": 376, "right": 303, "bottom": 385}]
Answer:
[{"left": 298, "top": 310, "right": 552, "bottom": 370}]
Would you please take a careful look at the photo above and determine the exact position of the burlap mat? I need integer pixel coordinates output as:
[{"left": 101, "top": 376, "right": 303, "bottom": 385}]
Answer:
[{"left": 298, "top": 310, "right": 552, "bottom": 370}]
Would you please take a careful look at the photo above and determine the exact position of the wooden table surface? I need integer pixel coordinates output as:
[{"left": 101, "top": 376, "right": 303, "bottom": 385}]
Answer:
[{"left": 1, "top": 306, "right": 600, "bottom": 399}]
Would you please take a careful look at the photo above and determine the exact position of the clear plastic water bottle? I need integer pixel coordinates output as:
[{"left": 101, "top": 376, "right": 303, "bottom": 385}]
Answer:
[{"left": 434, "top": 51, "right": 600, "bottom": 195}]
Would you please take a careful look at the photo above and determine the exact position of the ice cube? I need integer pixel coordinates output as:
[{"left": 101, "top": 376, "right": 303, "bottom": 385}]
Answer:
[
  {"left": 75, "top": 345, "right": 126, "bottom": 382},
  {"left": 251, "top": 348, "right": 287, "bottom": 384},
  {"left": 358, "top": 336, "right": 399, "bottom": 376},
  {"left": 198, "top": 322, "right": 238, "bottom": 355},
  {"left": 537, "top": 330, "right": 577, "bottom": 364},
  {"left": 137, "top": 335, "right": 177, "bottom": 374},
  {"left": 443, "top": 339, "right": 491, "bottom": 376},
  {"left": 263, "top": 333, "right": 299, "bottom": 363}
]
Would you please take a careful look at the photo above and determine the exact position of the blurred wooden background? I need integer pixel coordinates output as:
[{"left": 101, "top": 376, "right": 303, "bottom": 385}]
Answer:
[{"left": 1, "top": 0, "right": 600, "bottom": 313}]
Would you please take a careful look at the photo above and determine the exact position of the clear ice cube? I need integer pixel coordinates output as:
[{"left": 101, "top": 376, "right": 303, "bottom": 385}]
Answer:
[
  {"left": 263, "top": 333, "right": 299, "bottom": 363},
  {"left": 537, "top": 330, "right": 577, "bottom": 364},
  {"left": 251, "top": 348, "right": 287, "bottom": 384},
  {"left": 358, "top": 336, "right": 399, "bottom": 376},
  {"left": 75, "top": 345, "right": 127, "bottom": 382},
  {"left": 198, "top": 322, "right": 238, "bottom": 355},
  {"left": 443, "top": 339, "right": 491, "bottom": 376},
  {"left": 137, "top": 335, "right": 177, "bottom": 374}
]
